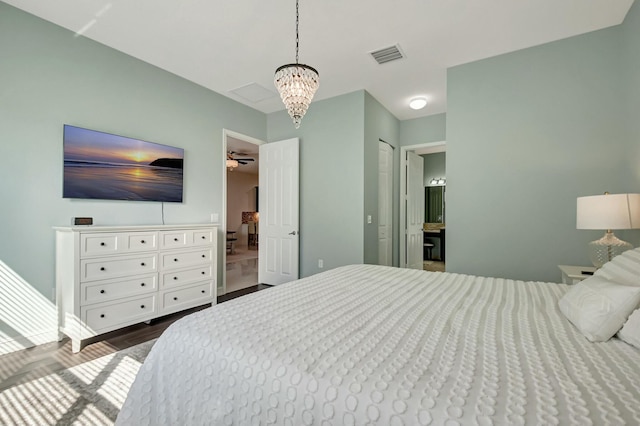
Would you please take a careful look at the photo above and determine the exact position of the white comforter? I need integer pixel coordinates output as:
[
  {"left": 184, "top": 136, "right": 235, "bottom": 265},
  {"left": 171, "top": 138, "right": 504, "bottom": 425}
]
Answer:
[{"left": 117, "top": 265, "right": 640, "bottom": 425}]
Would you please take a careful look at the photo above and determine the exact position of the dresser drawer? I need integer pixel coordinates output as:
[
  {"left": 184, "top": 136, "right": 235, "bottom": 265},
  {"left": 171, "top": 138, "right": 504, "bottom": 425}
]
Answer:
[
  {"left": 82, "top": 294, "right": 156, "bottom": 333},
  {"left": 81, "top": 232, "right": 158, "bottom": 257},
  {"left": 160, "top": 282, "right": 213, "bottom": 312},
  {"left": 124, "top": 232, "right": 158, "bottom": 252},
  {"left": 192, "top": 229, "right": 214, "bottom": 246},
  {"left": 81, "top": 254, "right": 158, "bottom": 282},
  {"left": 81, "top": 233, "right": 120, "bottom": 256},
  {"left": 159, "top": 228, "right": 215, "bottom": 249},
  {"left": 160, "top": 265, "right": 213, "bottom": 289},
  {"left": 161, "top": 248, "right": 212, "bottom": 270},
  {"left": 82, "top": 274, "right": 157, "bottom": 305},
  {"left": 159, "top": 230, "right": 189, "bottom": 249}
]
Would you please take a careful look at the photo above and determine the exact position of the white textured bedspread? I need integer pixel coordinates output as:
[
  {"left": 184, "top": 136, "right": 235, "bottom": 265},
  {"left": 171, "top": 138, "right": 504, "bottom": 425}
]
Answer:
[{"left": 117, "top": 265, "right": 640, "bottom": 425}]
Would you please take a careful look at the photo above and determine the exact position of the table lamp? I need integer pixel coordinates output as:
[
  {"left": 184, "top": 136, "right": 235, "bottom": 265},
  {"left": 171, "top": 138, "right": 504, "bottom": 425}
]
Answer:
[{"left": 576, "top": 193, "right": 640, "bottom": 267}]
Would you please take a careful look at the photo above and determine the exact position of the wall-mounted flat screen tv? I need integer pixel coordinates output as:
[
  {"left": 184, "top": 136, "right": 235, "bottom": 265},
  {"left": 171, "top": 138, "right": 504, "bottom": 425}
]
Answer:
[{"left": 63, "top": 125, "right": 184, "bottom": 202}]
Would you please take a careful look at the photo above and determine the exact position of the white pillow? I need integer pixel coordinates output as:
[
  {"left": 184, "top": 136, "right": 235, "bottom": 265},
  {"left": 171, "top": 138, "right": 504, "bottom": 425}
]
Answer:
[
  {"left": 594, "top": 247, "right": 640, "bottom": 287},
  {"left": 559, "top": 276, "right": 640, "bottom": 342},
  {"left": 618, "top": 309, "right": 640, "bottom": 349}
]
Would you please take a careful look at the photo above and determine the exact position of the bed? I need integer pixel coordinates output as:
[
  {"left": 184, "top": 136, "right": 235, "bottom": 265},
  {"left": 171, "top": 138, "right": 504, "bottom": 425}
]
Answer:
[{"left": 116, "top": 263, "right": 640, "bottom": 425}]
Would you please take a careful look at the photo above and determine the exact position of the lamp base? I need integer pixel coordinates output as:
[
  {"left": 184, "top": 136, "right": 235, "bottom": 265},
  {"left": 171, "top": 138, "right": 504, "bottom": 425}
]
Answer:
[{"left": 588, "top": 230, "right": 633, "bottom": 268}]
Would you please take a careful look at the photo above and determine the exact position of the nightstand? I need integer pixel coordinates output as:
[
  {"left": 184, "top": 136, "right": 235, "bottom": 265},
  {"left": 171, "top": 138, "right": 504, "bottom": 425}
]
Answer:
[{"left": 558, "top": 265, "right": 597, "bottom": 284}]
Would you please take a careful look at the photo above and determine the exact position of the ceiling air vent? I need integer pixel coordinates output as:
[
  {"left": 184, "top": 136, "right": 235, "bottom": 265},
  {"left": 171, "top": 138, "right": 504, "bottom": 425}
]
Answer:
[{"left": 370, "top": 44, "right": 404, "bottom": 64}]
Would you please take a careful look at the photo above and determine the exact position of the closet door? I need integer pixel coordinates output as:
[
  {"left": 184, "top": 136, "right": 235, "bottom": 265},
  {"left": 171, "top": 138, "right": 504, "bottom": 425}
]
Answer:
[{"left": 378, "top": 141, "right": 393, "bottom": 266}]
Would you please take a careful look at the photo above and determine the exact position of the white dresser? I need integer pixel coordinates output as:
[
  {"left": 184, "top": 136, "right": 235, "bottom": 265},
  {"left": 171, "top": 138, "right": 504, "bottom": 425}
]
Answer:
[{"left": 55, "top": 224, "right": 217, "bottom": 352}]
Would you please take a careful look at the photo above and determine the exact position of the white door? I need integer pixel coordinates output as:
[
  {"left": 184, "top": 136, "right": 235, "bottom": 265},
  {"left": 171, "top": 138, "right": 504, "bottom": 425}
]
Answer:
[
  {"left": 258, "top": 138, "right": 300, "bottom": 285},
  {"left": 406, "top": 151, "right": 424, "bottom": 269},
  {"left": 378, "top": 142, "right": 393, "bottom": 266}
]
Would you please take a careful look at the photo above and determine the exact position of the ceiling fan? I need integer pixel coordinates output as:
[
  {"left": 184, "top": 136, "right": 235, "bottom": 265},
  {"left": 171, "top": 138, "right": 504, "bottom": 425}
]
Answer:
[
  {"left": 227, "top": 151, "right": 255, "bottom": 171},
  {"left": 228, "top": 151, "right": 255, "bottom": 165}
]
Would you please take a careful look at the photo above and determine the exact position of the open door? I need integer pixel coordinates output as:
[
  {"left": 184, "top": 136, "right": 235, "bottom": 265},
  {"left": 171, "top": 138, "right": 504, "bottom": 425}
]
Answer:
[
  {"left": 406, "top": 151, "right": 424, "bottom": 269},
  {"left": 258, "top": 138, "right": 300, "bottom": 285}
]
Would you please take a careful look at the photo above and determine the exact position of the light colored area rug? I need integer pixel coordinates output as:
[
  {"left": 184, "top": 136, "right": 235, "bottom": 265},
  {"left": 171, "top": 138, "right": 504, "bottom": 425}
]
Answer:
[{"left": 0, "top": 339, "right": 156, "bottom": 425}]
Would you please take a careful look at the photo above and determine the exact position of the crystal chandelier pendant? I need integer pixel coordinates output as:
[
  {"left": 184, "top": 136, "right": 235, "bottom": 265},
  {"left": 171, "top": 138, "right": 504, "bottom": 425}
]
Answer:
[
  {"left": 274, "top": 0, "right": 319, "bottom": 129},
  {"left": 274, "top": 63, "right": 319, "bottom": 129}
]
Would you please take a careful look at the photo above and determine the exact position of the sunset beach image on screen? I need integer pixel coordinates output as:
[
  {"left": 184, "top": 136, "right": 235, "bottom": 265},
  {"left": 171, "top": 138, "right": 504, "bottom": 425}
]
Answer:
[{"left": 63, "top": 125, "right": 184, "bottom": 202}]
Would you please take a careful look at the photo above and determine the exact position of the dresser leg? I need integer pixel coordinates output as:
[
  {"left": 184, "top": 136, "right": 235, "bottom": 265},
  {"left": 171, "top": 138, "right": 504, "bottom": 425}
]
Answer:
[{"left": 71, "top": 339, "right": 81, "bottom": 353}]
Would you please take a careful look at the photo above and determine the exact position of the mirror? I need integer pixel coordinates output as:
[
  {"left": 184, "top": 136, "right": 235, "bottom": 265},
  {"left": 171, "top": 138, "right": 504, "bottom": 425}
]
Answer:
[{"left": 425, "top": 186, "right": 445, "bottom": 223}]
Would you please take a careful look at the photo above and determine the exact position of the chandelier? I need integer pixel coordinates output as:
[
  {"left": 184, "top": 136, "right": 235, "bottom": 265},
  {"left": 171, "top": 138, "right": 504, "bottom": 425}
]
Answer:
[{"left": 274, "top": 0, "right": 319, "bottom": 129}]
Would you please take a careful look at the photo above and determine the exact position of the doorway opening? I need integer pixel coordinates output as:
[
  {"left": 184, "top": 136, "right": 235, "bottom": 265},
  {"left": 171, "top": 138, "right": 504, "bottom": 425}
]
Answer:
[
  {"left": 222, "top": 130, "right": 264, "bottom": 295},
  {"left": 400, "top": 141, "right": 446, "bottom": 272}
]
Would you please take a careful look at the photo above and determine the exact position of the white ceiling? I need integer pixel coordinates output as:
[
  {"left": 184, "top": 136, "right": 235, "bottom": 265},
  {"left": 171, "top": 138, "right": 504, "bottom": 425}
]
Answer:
[{"left": 5, "top": 0, "right": 634, "bottom": 120}]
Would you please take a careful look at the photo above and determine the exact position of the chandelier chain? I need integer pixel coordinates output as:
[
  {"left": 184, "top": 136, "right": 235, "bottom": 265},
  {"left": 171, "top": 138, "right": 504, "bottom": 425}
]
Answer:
[
  {"left": 295, "top": 0, "right": 299, "bottom": 64},
  {"left": 274, "top": 0, "right": 319, "bottom": 128}
]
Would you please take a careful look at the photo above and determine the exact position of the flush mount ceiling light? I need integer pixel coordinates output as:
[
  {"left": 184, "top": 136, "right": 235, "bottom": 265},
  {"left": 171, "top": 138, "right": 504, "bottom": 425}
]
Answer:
[
  {"left": 409, "top": 97, "right": 428, "bottom": 110},
  {"left": 274, "top": 0, "right": 319, "bottom": 129}
]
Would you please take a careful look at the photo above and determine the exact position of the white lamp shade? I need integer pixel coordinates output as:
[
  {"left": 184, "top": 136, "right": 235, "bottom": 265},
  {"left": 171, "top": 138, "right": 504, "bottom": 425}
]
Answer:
[{"left": 577, "top": 193, "right": 640, "bottom": 230}]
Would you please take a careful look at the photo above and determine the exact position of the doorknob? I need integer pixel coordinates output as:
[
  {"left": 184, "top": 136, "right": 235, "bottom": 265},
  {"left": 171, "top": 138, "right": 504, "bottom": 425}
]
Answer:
[{"left": 289, "top": 231, "right": 297, "bottom": 235}]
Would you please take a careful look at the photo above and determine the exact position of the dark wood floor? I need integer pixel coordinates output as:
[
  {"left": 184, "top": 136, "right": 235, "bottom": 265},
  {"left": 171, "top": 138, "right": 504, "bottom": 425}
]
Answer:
[{"left": 0, "top": 284, "right": 271, "bottom": 392}]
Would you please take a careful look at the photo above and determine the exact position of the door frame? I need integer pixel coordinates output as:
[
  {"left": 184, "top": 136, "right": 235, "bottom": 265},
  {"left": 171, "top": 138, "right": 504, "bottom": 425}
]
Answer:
[
  {"left": 400, "top": 141, "right": 446, "bottom": 268},
  {"left": 221, "top": 129, "right": 265, "bottom": 295}
]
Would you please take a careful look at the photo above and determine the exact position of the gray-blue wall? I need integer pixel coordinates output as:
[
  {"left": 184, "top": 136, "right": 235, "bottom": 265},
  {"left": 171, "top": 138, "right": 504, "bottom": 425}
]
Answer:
[
  {"left": 622, "top": 0, "right": 640, "bottom": 189},
  {"left": 267, "top": 91, "right": 366, "bottom": 277},
  {"left": 0, "top": 3, "right": 265, "bottom": 349},
  {"left": 400, "top": 113, "right": 446, "bottom": 146},
  {"left": 445, "top": 9, "right": 639, "bottom": 282},
  {"left": 267, "top": 91, "right": 404, "bottom": 274},
  {"left": 2, "top": 0, "right": 639, "bottom": 352},
  {"left": 364, "top": 92, "right": 401, "bottom": 266}
]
